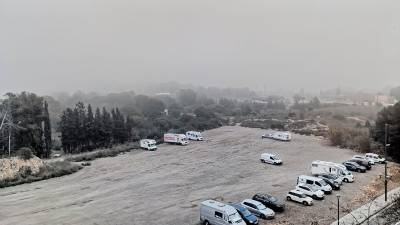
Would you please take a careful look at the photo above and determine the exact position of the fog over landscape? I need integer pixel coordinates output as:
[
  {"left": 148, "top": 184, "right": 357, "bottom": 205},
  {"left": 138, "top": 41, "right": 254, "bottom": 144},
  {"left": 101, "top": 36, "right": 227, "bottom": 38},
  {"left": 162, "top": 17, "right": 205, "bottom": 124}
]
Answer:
[{"left": 1, "top": 0, "right": 400, "bottom": 95}]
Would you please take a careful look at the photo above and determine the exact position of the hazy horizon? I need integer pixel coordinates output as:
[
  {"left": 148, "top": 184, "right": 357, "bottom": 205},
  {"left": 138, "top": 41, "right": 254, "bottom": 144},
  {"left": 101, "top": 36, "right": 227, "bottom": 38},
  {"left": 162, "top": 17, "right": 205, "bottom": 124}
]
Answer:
[{"left": 1, "top": 0, "right": 400, "bottom": 95}]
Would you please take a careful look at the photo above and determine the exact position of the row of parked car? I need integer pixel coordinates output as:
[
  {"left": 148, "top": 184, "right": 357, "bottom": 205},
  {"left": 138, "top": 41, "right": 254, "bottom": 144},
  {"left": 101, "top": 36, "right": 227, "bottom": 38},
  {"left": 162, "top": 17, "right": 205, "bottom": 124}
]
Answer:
[
  {"left": 286, "top": 153, "right": 386, "bottom": 208},
  {"left": 200, "top": 193, "right": 286, "bottom": 225},
  {"left": 343, "top": 153, "right": 386, "bottom": 173}
]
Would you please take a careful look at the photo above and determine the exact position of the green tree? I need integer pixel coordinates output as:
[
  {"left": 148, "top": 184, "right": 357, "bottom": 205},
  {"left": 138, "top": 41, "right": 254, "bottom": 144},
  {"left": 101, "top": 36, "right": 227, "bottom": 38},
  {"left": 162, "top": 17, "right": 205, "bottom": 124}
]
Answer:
[
  {"left": 43, "top": 101, "right": 52, "bottom": 158},
  {"left": 375, "top": 103, "right": 400, "bottom": 162},
  {"left": 178, "top": 89, "right": 197, "bottom": 106}
]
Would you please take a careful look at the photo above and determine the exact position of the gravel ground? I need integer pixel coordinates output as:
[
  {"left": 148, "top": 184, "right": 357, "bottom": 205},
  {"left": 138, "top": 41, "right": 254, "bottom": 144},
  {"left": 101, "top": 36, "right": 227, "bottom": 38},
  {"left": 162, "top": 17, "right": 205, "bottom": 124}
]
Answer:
[{"left": 0, "top": 126, "right": 384, "bottom": 225}]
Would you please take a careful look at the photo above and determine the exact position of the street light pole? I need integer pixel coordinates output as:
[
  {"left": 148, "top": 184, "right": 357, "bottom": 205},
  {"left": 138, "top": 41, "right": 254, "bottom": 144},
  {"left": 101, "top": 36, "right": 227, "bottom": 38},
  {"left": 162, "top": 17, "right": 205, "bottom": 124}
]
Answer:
[
  {"left": 384, "top": 123, "right": 388, "bottom": 202},
  {"left": 337, "top": 194, "right": 341, "bottom": 225}
]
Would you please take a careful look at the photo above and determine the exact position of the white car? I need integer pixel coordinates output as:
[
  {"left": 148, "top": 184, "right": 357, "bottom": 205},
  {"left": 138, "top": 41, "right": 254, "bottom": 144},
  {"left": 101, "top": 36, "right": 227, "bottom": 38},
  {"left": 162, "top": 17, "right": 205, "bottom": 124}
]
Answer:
[
  {"left": 286, "top": 189, "right": 313, "bottom": 206},
  {"left": 295, "top": 184, "right": 324, "bottom": 200},
  {"left": 260, "top": 153, "right": 282, "bottom": 165},
  {"left": 297, "top": 175, "right": 332, "bottom": 194},
  {"left": 353, "top": 155, "right": 374, "bottom": 165},
  {"left": 241, "top": 199, "right": 275, "bottom": 220},
  {"left": 365, "top": 153, "right": 386, "bottom": 164}
]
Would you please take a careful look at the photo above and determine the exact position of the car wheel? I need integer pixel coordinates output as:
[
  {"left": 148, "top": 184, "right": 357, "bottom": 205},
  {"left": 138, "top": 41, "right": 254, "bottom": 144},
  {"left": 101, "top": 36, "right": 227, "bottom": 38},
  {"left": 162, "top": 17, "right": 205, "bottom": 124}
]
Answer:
[
  {"left": 344, "top": 178, "right": 348, "bottom": 183},
  {"left": 312, "top": 195, "right": 317, "bottom": 199},
  {"left": 357, "top": 169, "right": 361, "bottom": 172},
  {"left": 261, "top": 214, "right": 266, "bottom": 219},
  {"left": 260, "top": 159, "right": 265, "bottom": 163},
  {"left": 303, "top": 201, "right": 308, "bottom": 206},
  {"left": 204, "top": 221, "right": 210, "bottom": 225},
  {"left": 287, "top": 196, "right": 291, "bottom": 201}
]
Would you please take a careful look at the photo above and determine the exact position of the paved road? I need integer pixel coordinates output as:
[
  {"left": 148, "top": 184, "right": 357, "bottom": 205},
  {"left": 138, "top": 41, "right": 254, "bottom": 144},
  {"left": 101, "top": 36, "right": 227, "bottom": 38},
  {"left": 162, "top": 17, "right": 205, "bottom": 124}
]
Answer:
[{"left": 0, "top": 126, "right": 383, "bottom": 225}]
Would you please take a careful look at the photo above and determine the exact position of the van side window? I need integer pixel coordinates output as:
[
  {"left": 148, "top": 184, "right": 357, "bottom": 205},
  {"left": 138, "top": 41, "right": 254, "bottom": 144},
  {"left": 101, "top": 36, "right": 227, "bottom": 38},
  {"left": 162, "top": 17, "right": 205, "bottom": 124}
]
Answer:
[
  {"left": 316, "top": 181, "right": 321, "bottom": 186},
  {"left": 306, "top": 180, "right": 313, "bottom": 185},
  {"left": 215, "top": 211, "right": 223, "bottom": 219}
]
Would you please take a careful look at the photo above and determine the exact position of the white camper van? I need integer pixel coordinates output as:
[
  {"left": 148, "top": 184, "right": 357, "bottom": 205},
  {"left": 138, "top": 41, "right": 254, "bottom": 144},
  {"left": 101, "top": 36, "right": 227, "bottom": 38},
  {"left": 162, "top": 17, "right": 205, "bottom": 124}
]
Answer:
[
  {"left": 186, "top": 131, "right": 203, "bottom": 141},
  {"left": 365, "top": 153, "right": 385, "bottom": 164},
  {"left": 297, "top": 175, "right": 332, "bottom": 194},
  {"left": 311, "top": 160, "right": 354, "bottom": 183},
  {"left": 200, "top": 200, "right": 246, "bottom": 225},
  {"left": 139, "top": 139, "right": 157, "bottom": 151},
  {"left": 163, "top": 133, "right": 189, "bottom": 145},
  {"left": 262, "top": 132, "right": 291, "bottom": 141},
  {"left": 260, "top": 153, "right": 282, "bottom": 165}
]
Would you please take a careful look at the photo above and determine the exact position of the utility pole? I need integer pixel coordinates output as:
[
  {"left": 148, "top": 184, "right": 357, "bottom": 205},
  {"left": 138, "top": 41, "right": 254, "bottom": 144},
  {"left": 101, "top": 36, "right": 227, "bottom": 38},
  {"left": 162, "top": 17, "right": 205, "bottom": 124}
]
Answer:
[
  {"left": 8, "top": 129, "right": 11, "bottom": 157},
  {"left": 337, "top": 194, "right": 341, "bottom": 225},
  {"left": 384, "top": 123, "right": 388, "bottom": 202}
]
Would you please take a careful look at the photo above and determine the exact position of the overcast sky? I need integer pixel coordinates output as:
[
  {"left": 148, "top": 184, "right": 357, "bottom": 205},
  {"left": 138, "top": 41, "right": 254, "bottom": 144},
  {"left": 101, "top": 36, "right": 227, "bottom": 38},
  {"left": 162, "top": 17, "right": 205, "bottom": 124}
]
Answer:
[{"left": 1, "top": 0, "right": 399, "bottom": 95}]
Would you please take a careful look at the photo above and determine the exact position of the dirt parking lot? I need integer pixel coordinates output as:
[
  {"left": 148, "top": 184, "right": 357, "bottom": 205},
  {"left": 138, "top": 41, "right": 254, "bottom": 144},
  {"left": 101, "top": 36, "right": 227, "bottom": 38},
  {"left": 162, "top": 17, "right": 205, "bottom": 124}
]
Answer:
[{"left": 0, "top": 126, "right": 384, "bottom": 225}]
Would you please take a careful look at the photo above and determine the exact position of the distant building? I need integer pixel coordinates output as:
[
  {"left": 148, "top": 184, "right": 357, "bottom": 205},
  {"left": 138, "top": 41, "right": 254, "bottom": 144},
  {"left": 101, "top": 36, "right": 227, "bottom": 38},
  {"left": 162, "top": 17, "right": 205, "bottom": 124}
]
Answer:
[{"left": 375, "top": 94, "right": 396, "bottom": 106}]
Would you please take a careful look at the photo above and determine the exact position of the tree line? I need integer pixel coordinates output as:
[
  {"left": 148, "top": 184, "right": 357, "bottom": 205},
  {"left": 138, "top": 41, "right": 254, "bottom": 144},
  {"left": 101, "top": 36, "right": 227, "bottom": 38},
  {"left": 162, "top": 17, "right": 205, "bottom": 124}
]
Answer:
[
  {"left": 59, "top": 103, "right": 134, "bottom": 153},
  {"left": 0, "top": 92, "right": 52, "bottom": 158}
]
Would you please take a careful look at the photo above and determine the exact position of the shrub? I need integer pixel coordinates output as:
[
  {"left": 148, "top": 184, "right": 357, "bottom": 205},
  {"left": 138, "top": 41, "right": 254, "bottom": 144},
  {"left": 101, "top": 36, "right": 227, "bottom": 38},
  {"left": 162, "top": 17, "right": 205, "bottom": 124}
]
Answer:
[
  {"left": 17, "top": 147, "right": 34, "bottom": 160},
  {"left": 332, "top": 114, "right": 346, "bottom": 121}
]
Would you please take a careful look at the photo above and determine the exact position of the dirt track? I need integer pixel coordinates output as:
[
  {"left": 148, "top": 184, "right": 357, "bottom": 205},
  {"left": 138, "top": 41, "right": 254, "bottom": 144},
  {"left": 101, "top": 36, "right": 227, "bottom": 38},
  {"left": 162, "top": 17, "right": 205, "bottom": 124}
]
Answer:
[{"left": 0, "top": 126, "right": 384, "bottom": 225}]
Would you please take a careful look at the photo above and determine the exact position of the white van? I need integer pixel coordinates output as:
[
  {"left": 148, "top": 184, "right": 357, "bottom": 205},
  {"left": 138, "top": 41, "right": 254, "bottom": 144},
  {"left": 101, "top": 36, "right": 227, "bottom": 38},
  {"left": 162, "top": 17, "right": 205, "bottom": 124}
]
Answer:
[
  {"left": 365, "top": 153, "right": 385, "bottom": 164},
  {"left": 139, "top": 139, "right": 157, "bottom": 151},
  {"left": 200, "top": 200, "right": 246, "bottom": 225},
  {"left": 260, "top": 153, "right": 282, "bottom": 165},
  {"left": 311, "top": 160, "right": 354, "bottom": 183},
  {"left": 297, "top": 175, "right": 332, "bottom": 194},
  {"left": 186, "top": 131, "right": 203, "bottom": 141}
]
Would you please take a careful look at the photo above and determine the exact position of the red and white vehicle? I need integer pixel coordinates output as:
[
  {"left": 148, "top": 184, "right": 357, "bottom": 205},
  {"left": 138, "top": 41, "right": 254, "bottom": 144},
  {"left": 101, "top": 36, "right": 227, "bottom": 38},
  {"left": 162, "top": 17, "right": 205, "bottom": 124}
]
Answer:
[{"left": 163, "top": 133, "right": 189, "bottom": 145}]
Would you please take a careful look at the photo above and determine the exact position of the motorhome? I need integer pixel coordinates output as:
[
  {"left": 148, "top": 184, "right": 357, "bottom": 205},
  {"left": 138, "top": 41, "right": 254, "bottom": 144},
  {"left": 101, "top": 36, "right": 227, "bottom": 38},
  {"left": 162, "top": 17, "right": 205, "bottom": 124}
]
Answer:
[
  {"left": 200, "top": 200, "right": 246, "bottom": 225},
  {"left": 311, "top": 160, "right": 354, "bottom": 183},
  {"left": 164, "top": 133, "right": 189, "bottom": 145},
  {"left": 185, "top": 131, "right": 203, "bottom": 141},
  {"left": 297, "top": 175, "right": 332, "bottom": 194},
  {"left": 262, "top": 131, "right": 291, "bottom": 141},
  {"left": 139, "top": 139, "right": 157, "bottom": 151}
]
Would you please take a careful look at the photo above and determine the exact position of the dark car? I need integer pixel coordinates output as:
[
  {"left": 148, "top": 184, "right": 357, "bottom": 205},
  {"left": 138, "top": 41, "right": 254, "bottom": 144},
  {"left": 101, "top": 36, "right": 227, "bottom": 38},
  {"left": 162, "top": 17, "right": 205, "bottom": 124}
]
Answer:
[
  {"left": 318, "top": 175, "right": 341, "bottom": 190},
  {"left": 252, "top": 193, "right": 285, "bottom": 212},
  {"left": 350, "top": 158, "right": 372, "bottom": 170},
  {"left": 229, "top": 203, "right": 259, "bottom": 225},
  {"left": 343, "top": 161, "right": 366, "bottom": 173}
]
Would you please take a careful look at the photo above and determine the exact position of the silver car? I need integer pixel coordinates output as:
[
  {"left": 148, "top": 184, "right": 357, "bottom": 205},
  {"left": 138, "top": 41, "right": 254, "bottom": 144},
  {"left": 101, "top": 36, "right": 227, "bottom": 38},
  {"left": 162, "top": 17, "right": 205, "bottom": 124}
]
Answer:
[{"left": 241, "top": 199, "right": 275, "bottom": 220}]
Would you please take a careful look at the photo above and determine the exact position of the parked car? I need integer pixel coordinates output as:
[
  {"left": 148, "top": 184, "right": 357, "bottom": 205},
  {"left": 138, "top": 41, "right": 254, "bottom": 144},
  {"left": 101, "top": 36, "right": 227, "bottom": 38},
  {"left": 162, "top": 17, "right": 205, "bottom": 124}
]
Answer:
[
  {"left": 350, "top": 158, "right": 371, "bottom": 170},
  {"left": 317, "top": 174, "right": 341, "bottom": 190},
  {"left": 353, "top": 155, "right": 374, "bottom": 165},
  {"left": 343, "top": 161, "right": 366, "bottom": 173},
  {"left": 286, "top": 189, "right": 313, "bottom": 206},
  {"left": 295, "top": 184, "right": 324, "bottom": 200},
  {"left": 252, "top": 193, "right": 285, "bottom": 212},
  {"left": 297, "top": 175, "right": 332, "bottom": 194},
  {"left": 260, "top": 153, "right": 282, "bottom": 165},
  {"left": 229, "top": 203, "right": 259, "bottom": 225},
  {"left": 241, "top": 199, "right": 275, "bottom": 220},
  {"left": 365, "top": 153, "right": 386, "bottom": 164},
  {"left": 200, "top": 200, "right": 246, "bottom": 225}
]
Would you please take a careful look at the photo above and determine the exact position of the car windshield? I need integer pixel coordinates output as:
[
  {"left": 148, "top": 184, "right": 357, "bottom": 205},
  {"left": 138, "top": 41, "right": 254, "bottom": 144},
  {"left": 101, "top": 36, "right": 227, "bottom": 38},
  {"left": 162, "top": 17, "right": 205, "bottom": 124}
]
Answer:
[
  {"left": 271, "top": 156, "right": 279, "bottom": 160},
  {"left": 257, "top": 203, "right": 267, "bottom": 210},
  {"left": 269, "top": 196, "right": 278, "bottom": 202},
  {"left": 240, "top": 208, "right": 252, "bottom": 217},
  {"left": 319, "top": 180, "right": 327, "bottom": 186}
]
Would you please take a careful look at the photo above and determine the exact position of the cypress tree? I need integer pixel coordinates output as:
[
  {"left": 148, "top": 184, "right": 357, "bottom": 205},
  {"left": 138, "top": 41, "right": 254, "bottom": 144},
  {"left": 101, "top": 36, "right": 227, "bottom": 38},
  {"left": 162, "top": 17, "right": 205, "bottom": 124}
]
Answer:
[
  {"left": 43, "top": 101, "right": 52, "bottom": 158},
  {"left": 86, "top": 104, "right": 95, "bottom": 150}
]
